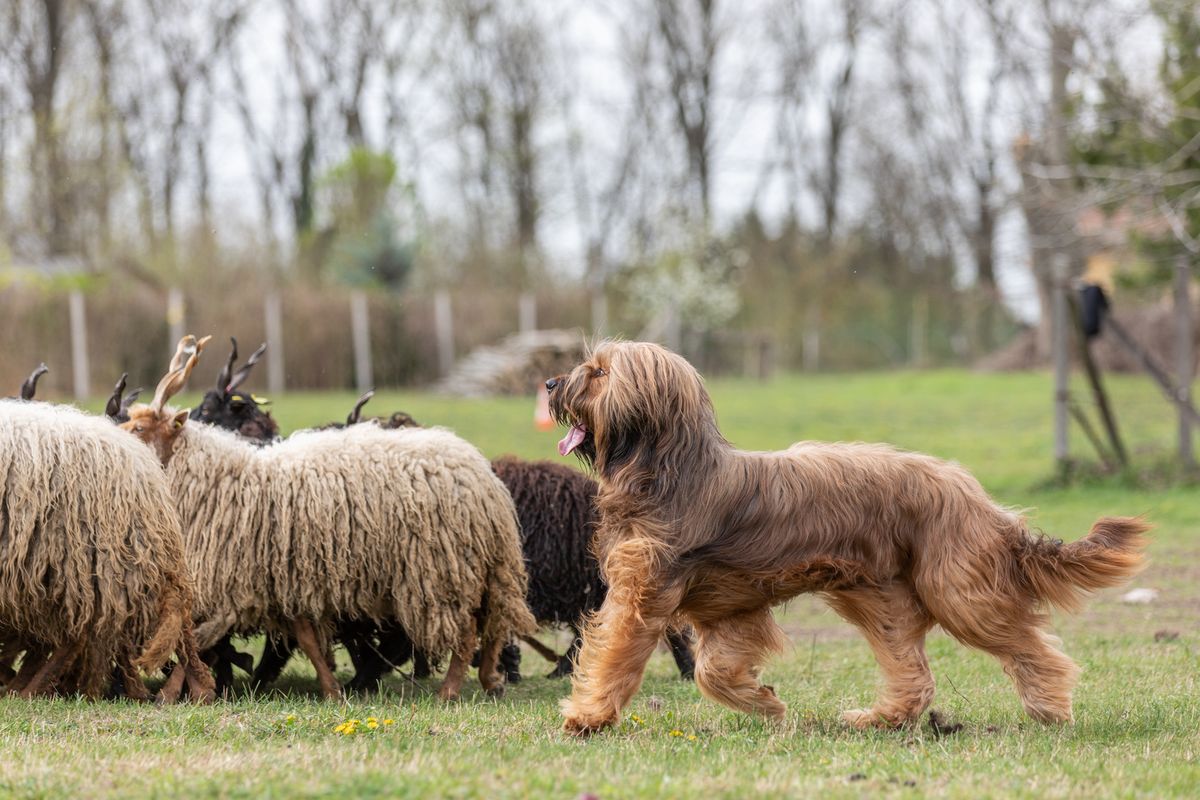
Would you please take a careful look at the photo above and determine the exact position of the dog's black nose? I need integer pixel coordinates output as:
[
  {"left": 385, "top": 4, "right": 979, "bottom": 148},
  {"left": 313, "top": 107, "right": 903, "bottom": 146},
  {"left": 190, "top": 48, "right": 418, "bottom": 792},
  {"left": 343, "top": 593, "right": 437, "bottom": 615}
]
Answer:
[{"left": 545, "top": 378, "right": 559, "bottom": 392}]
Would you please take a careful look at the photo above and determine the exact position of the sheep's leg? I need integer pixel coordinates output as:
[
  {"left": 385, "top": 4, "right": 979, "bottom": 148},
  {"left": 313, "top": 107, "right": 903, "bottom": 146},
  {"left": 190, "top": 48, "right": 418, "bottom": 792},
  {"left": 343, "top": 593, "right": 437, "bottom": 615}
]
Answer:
[
  {"left": 437, "top": 653, "right": 469, "bottom": 702},
  {"left": 500, "top": 642, "right": 522, "bottom": 684},
  {"left": 550, "top": 627, "right": 584, "bottom": 678},
  {"left": 666, "top": 627, "right": 696, "bottom": 680},
  {"left": 412, "top": 650, "right": 432, "bottom": 679},
  {"left": 155, "top": 658, "right": 187, "bottom": 704},
  {"left": 118, "top": 650, "right": 150, "bottom": 702},
  {"left": 293, "top": 619, "right": 341, "bottom": 699},
  {"left": 19, "top": 641, "right": 81, "bottom": 698},
  {"left": 252, "top": 635, "right": 295, "bottom": 689},
  {"left": 73, "top": 645, "right": 111, "bottom": 699},
  {"left": 438, "top": 629, "right": 476, "bottom": 702},
  {"left": 175, "top": 625, "right": 216, "bottom": 704},
  {"left": 476, "top": 636, "right": 506, "bottom": 698}
]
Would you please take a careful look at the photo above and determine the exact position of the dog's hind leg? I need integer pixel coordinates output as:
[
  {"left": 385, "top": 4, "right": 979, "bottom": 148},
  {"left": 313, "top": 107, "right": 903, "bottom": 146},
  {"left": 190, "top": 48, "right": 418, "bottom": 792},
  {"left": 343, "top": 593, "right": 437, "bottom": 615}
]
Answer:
[
  {"left": 691, "top": 609, "right": 787, "bottom": 720},
  {"left": 994, "top": 627, "right": 1078, "bottom": 723},
  {"left": 933, "top": 605, "right": 1078, "bottom": 724},
  {"left": 825, "top": 583, "right": 936, "bottom": 729},
  {"left": 917, "top": 555, "right": 1080, "bottom": 724}
]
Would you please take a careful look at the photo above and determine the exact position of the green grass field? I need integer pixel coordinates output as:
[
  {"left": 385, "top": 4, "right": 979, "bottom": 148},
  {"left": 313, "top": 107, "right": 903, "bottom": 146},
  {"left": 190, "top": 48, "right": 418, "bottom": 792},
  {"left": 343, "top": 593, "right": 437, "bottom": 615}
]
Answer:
[{"left": 6, "top": 370, "right": 1199, "bottom": 798}]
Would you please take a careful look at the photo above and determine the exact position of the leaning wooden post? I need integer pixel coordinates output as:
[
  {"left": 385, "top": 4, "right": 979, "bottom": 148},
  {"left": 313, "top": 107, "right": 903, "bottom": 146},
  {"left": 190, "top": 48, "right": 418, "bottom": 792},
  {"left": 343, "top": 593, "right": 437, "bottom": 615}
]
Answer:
[
  {"left": 1052, "top": 254, "right": 1071, "bottom": 472},
  {"left": 1176, "top": 253, "right": 1194, "bottom": 469},
  {"left": 68, "top": 289, "right": 90, "bottom": 401},
  {"left": 350, "top": 290, "right": 373, "bottom": 394},
  {"left": 264, "top": 290, "right": 285, "bottom": 394}
]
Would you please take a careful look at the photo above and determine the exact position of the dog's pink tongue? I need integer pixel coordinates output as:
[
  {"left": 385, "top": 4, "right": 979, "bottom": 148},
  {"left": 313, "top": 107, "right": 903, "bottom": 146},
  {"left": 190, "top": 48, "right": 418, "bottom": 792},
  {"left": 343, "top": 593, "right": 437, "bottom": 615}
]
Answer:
[{"left": 558, "top": 424, "right": 587, "bottom": 456}]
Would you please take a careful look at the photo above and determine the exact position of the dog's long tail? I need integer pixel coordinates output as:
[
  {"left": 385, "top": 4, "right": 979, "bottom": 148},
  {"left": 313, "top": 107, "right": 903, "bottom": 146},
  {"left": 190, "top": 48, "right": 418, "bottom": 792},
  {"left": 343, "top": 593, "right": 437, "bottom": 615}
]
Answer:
[{"left": 1013, "top": 516, "right": 1149, "bottom": 613}]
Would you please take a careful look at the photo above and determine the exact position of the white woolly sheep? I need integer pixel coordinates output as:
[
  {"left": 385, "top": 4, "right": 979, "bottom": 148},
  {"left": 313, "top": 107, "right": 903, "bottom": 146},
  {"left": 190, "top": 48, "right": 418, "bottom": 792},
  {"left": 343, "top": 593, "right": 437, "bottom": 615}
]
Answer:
[
  {"left": 122, "top": 337, "right": 537, "bottom": 699},
  {"left": 0, "top": 400, "right": 214, "bottom": 701}
]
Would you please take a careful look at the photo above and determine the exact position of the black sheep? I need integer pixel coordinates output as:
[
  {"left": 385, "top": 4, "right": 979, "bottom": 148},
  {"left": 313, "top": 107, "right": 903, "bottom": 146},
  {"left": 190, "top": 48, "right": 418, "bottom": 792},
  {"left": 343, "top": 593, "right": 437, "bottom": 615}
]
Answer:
[
  {"left": 189, "top": 338, "right": 279, "bottom": 443},
  {"left": 490, "top": 456, "right": 694, "bottom": 681}
]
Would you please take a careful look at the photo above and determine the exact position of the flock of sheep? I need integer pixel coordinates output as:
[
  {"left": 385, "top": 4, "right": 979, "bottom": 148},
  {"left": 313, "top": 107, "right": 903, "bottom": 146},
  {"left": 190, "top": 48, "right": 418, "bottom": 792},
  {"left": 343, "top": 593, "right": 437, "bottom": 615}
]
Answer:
[{"left": 0, "top": 335, "right": 694, "bottom": 702}]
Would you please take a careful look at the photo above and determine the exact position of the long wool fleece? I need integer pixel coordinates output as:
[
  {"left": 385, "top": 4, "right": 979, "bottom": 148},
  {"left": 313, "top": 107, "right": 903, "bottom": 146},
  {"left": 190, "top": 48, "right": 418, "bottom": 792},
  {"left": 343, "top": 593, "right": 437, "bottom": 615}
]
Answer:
[
  {"left": 168, "top": 419, "right": 537, "bottom": 653},
  {"left": 0, "top": 401, "right": 193, "bottom": 679}
]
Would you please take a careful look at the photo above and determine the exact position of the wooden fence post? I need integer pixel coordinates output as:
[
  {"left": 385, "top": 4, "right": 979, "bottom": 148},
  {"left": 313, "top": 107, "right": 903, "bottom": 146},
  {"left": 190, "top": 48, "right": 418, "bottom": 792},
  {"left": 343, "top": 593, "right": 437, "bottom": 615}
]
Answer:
[
  {"left": 68, "top": 289, "right": 89, "bottom": 401},
  {"left": 1176, "top": 254, "right": 1194, "bottom": 469},
  {"left": 350, "top": 290, "right": 373, "bottom": 393},
  {"left": 910, "top": 292, "right": 928, "bottom": 367},
  {"left": 264, "top": 290, "right": 285, "bottom": 394},
  {"left": 1052, "top": 254, "right": 1070, "bottom": 471},
  {"left": 519, "top": 291, "right": 537, "bottom": 333},
  {"left": 166, "top": 287, "right": 185, "bottom": 358},
  {"left": 435, "top": 289, "right": 454, "bottom": 376},
  {"left": 591, "top": 287, "right": 607, "bottom": 338}
]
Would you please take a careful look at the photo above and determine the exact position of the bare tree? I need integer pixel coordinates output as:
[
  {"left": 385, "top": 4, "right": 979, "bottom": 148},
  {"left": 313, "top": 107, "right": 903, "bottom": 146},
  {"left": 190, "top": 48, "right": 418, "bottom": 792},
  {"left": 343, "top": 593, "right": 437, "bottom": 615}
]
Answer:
[
  {"left": 649, "top": 0, "right": 724, "bottom": 228},
  {"left": 7, "top": 0, "right": 72, "bottom": 255},
  {"left": 144, "top": 0, "right": 244, "bottom": 250}
]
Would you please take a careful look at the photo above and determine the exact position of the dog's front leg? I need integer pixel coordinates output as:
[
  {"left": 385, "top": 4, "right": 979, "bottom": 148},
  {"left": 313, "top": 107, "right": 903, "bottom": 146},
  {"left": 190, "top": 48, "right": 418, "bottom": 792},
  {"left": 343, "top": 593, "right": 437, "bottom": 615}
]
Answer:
[
  {"left": 560, "top": 597, "right": 670, "bottom": 735},
  {"left": 561, "top": 541, "right": 680, "bottom": 736}
]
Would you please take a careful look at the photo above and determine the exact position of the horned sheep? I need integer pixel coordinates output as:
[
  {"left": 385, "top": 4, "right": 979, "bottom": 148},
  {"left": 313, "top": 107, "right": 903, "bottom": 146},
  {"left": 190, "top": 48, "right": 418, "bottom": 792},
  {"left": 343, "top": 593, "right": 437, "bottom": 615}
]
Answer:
[
  {"left": 0, "top": 399, "right": 214, "bottom": 701},
  {"left": 122, "top": 336, "right": 537, "bottom": 699}
]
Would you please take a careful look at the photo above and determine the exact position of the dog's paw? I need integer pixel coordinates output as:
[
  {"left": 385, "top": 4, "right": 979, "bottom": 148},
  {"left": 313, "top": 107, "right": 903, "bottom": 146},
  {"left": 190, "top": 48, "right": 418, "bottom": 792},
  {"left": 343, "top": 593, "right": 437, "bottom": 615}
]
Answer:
[
  {"left": 562, "top": 713, "right": 616, "bottom": 737},
  {"left": 842, "top": 708, "right": 887, "bottom": 730}
]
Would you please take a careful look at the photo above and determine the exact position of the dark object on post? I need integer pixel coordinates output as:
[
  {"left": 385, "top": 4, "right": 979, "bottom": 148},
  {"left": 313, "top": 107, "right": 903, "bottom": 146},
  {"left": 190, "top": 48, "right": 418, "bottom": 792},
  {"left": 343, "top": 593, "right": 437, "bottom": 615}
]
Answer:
[{"left": 1079, "top": 284, "right": 1109, "bottom": 339}]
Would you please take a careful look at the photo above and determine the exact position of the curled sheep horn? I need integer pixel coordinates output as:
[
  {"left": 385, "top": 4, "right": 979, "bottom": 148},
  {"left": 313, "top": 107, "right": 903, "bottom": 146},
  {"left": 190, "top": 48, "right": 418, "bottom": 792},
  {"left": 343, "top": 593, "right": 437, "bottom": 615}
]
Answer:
[
  {"left": 215, "top": 338, "right": 239, "bottom": 395},
  {"left": 105, "top": 373, "right": 129, "bottom": 420},
  {"left": 226, "top": 342, "right": 267, "bottom": 393},
  {"left": 19, "top": 363, "right": 49, "bottom": 401},
  {"left": 151, "top": 335, "right": 212, "bottom": 413},
  {"left": 347, "top": 389, "right": 376, "bottom": 426}
]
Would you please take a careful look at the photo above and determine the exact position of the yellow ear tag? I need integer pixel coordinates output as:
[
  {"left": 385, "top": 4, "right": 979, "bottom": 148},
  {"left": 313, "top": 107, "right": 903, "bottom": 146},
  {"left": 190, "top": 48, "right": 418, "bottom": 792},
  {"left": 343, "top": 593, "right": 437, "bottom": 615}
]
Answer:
[{"left": 231, "top": 394, "right": 244, "bottom": 403}]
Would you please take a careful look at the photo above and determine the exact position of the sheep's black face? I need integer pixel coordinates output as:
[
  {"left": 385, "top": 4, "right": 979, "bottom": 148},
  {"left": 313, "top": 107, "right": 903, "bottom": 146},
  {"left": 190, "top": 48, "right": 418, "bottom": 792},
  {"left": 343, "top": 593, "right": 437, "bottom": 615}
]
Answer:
[{"left": 190, "top": 390, "right": 279, "bottom": 445}]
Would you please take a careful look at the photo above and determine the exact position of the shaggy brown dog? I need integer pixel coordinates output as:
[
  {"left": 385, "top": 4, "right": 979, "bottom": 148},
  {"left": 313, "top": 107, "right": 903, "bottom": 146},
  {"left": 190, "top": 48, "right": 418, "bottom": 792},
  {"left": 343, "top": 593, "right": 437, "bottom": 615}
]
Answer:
[{"left": 546, "top": 341, "right": 1148, "bottom": 735}]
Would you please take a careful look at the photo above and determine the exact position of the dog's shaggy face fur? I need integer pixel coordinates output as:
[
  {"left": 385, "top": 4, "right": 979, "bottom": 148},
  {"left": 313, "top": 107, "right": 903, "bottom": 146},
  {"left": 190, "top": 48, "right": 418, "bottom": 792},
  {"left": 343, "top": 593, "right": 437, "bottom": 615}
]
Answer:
[{"left": 548, "top": 341, "right": 1147, "bottom": 735}]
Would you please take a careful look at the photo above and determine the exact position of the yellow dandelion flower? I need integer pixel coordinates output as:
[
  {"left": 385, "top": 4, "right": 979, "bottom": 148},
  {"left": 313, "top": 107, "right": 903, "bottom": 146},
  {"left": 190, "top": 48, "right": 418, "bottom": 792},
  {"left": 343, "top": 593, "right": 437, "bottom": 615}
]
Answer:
[
  {"left": 687, "top": 735, "right": 698, "bottom": 742},
  {"left": 367, "top": 717, "right": 378, "bottom": 724},
  {"left": 669, "top": 729, "right": 683, "bottom": 737},
  {"left": 367, "top": 721, "right": 379, "bottom": 729},
  {"left": 383, "top": 719, "right": 395, "bottom": 726}
]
